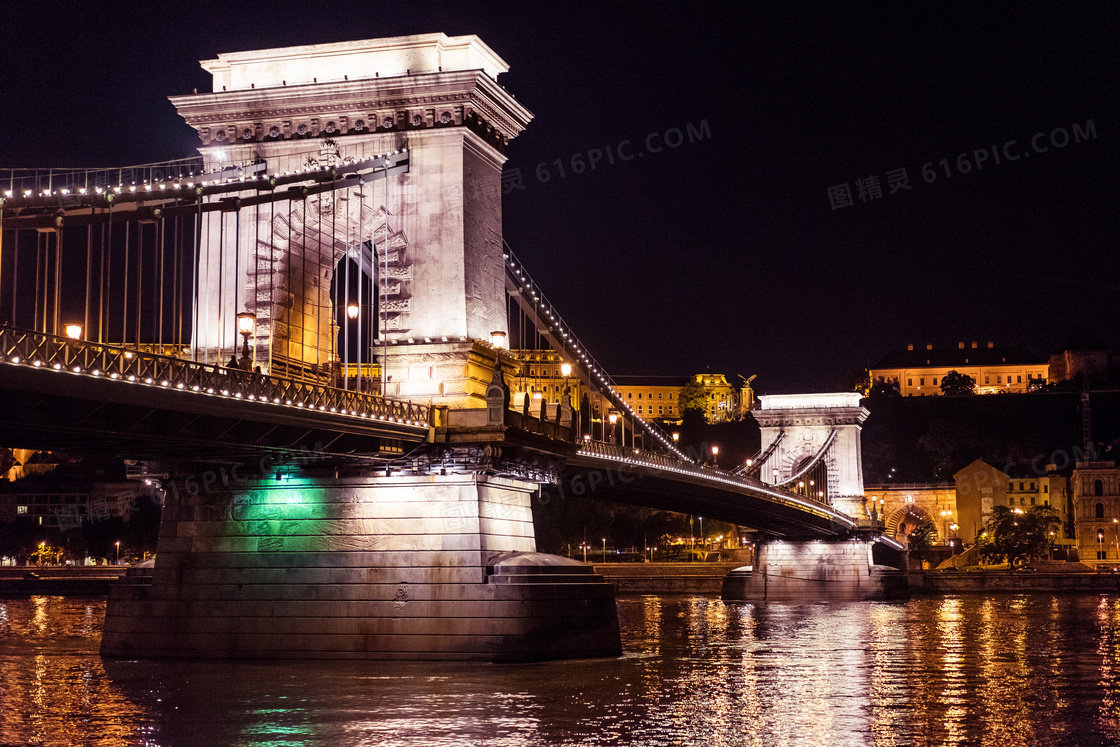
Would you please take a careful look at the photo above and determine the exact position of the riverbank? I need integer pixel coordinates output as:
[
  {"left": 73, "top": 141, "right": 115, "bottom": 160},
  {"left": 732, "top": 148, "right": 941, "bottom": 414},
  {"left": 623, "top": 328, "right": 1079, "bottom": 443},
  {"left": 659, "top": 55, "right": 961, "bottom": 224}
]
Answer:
[
  {"left": 0, "top": 566, "right": 127, "bottom": 596},
  {"left": 911, "top": 568, "right": 1120, "bottom": 594},
  {"left": 592, "top": 562, "right": 743, "bottom": 593},
  {"left": 9, "top": 563, "right": 1120, "bottom": 597}
]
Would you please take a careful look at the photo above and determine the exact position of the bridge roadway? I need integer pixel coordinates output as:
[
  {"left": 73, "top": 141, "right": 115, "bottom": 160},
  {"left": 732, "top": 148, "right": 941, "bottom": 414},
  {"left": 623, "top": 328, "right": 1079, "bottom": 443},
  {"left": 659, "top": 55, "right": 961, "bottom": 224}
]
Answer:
[
  {"left": 563, "top": 443, "right": 857, "bottom": 537},
  {"left": 0, "top": 327, "right": 870, "bottom": 539}
]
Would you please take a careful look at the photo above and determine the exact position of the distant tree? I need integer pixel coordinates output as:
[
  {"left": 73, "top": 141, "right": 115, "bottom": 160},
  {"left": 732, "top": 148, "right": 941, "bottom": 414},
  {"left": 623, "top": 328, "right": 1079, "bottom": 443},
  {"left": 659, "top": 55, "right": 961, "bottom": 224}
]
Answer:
[
  {"left": 868, "top": 380, "right": 901, "bottom": 398},
  {"left": 678, "top": 379, "right": 708, "bottom": 419},
  {"left": 977, "top": 505, "right": 1060, "bottom": 567},
  {"left": 840, "top": 367, "right": 871, "bottom": 396},
  {"left": 939, "top": 370, "right": 976, "bottom": 396},
  {"left": 906, "top": 519, "right": 938, "bottom": 567}
]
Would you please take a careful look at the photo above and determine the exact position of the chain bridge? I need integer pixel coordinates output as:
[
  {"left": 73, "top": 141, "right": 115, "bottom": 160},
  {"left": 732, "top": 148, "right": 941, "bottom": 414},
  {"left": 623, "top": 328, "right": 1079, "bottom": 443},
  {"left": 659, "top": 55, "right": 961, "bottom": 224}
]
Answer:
[{"left": 0, "top": 34, "right": 905, "bottom": 662}]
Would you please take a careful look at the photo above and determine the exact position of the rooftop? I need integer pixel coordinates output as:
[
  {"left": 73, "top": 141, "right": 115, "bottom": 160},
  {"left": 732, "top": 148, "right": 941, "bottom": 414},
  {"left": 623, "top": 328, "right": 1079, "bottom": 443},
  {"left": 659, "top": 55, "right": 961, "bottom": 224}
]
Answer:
[
  {"left": 200, "top": 33, "right": 508, "bottom": 92},
  {"left": 872, "top": 343, "right": 1046, "bottom": 370}
]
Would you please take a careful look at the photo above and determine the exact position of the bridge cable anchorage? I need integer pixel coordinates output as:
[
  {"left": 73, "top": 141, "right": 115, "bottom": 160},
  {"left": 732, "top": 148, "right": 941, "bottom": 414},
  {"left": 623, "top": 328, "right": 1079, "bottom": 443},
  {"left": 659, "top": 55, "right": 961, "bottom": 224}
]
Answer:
[{"left": 501, "top": 241, "right": 686, "bottom": 461}]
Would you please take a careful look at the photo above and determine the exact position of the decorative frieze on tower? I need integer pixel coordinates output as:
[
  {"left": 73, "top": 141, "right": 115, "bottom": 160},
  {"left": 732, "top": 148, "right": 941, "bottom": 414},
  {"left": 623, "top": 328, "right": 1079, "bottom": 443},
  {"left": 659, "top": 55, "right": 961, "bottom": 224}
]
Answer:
[{"left": 170, "top": 34, "right": 532, "bottom": 406}]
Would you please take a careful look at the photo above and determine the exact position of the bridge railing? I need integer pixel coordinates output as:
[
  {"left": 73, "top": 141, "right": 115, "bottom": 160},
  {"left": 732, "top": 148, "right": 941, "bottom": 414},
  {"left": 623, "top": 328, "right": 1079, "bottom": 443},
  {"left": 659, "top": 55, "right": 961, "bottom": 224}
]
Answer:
[{"left": 0, "top": 327, "right": 431, "bottom": 426}]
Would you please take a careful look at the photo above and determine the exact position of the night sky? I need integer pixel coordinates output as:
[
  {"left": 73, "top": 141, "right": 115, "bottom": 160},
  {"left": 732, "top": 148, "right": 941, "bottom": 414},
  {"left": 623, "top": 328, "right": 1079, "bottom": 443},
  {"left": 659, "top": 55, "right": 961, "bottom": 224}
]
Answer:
[{"left": 2, "top": 3, "right": 1116, "bottom": 393}]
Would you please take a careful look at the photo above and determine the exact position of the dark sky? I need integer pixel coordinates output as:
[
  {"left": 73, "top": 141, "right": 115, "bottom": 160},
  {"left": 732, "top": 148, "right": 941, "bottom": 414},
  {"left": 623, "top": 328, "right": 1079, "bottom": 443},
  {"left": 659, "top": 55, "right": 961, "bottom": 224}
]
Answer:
[{"left": 2, "top": 2, "right": 1116, "bottom": 393}]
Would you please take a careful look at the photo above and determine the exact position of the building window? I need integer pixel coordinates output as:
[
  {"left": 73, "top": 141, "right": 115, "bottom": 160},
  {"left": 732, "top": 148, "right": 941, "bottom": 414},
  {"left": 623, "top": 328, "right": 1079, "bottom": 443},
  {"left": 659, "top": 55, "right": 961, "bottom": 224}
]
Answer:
[
  {"left": 985, "top": 376, "right": 990, "bottom": 384},
  {"left": 627, "top": 392, "right": 632, "bottom": 399},
  {"left": 1031, "top": 496, "right": 1036, "bottom": 505},
  {"left": 1030, "top": 482, "right": 1035, "bottom": 490},
  {"left": 933, "top": 378, "right": 938, "bottom": 386},
  {"left": 1044, "top": 485, "right": 1048, "bottom": 493},
  {"left": 1096, "top": 480, "right": 1105, "bottom": 497},
  {"left": 1017, "top": 375, "right": 1022, "bottom": 383},
  {"left": 920, "top": 378, "right": 926, "bottom": 386},
  {"left": 637, "top": 393, "right": 642, "bottom": 399},
  {"left": 669, "top": 393, "right": 674, "bottom": 400},
  {"left": 638, "top": 405, "right": 643, "bottom": 414},
  {"left": 658, "top": 405, "right": 664, "bottom": 415},
  {"left": 1019, "top": 482, "right": 1025, "bottom": 491},
  {"left": 908, "top": 378, "right": 913, "bottom": 387},
  {"left": 658, "top": 392, "right": 663, "bottom": 399},
  {"left": 1096, "top": 502, "right": 1105, "bottom": 518},
  {"left": 16, "top": 505, "right": 27, "bottom": 515},
  {"left": 668, "top": 406, "right": 674, "bottom": 414},
  {"left": 1100, "top": 550, "right": 1108, "bottom": 560},
  {"left": 997, "top": 375, "right": 1002, "bottom": 384}
]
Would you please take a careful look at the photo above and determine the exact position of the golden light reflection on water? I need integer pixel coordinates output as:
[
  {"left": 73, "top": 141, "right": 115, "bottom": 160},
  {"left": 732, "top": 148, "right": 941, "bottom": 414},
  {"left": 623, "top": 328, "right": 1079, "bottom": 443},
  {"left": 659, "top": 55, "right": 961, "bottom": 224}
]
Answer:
[
  {"left": 0, "top": 597, "right": 150, "bottom": 746},
  {"left": 5, "top": 594, "right": 1120, "bottom": 745}
]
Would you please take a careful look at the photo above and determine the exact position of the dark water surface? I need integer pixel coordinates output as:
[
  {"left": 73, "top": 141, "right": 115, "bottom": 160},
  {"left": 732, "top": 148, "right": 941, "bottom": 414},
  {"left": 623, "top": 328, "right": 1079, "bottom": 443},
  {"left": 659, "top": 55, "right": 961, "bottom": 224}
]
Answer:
[{"left": 2, "top": 594, "right": 1120, "bottom": 746}]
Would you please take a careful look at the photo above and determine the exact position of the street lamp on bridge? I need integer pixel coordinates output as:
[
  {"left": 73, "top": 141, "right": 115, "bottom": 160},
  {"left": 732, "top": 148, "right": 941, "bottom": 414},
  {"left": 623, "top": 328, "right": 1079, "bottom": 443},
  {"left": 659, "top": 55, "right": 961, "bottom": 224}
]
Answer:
[
  {"left": 345, "top": 304, "right": 359, "bottom": 389},
  {"left": 236, "top": 312, "right": 256, "bottom": 369},
  {"left": 64, "top": 324, "right": 82, "bottom": 341}
]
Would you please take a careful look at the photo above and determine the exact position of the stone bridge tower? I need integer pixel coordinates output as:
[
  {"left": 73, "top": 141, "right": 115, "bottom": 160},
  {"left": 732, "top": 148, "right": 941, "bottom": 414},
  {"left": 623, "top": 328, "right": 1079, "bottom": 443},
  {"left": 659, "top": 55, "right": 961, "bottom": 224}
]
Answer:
[
  {"left": 170, "top": 34, "right": 532, "bottom": 406},
  {"left": 753, "top": 392, "right": 869, "bottom": 518}
]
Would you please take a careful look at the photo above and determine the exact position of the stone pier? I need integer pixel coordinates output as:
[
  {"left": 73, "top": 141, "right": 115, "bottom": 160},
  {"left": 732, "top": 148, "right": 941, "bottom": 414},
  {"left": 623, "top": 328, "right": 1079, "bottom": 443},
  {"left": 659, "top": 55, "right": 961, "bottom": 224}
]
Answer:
[
  {"left": 102, "top": 472, "right": 620, "bottom": 661},
  {"left": 721, "top": 538, "right": 909, "bottom": 602}
]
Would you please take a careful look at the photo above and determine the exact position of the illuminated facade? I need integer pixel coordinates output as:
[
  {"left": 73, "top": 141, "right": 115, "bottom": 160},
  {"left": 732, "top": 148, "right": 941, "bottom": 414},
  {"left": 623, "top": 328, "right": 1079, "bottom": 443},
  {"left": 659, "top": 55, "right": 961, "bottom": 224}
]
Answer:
[
  {"left": 866, "top": 484, "right": 957, "bottom": 544},
  {"left": 870, "top": 342, "right": 1048, "bottom": 396},
  {"left": 1072, "top": 461, "right": 1120, "bottom": 567},
  {"left": 953, "top": 458, "right": 1071, "bottom": 545},
  {"left": 505, "top": 350, "right": 748, "bottom": 424}
]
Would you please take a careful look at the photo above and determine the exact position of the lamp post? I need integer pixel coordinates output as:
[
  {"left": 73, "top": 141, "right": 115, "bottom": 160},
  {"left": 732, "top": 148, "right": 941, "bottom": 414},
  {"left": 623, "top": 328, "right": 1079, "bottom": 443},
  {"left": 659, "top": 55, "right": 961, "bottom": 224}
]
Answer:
[
  {"left": 1113, "top": 518, "right": 1118, "bottom": 559},
  {"left": 236, "top": 312, "right": 255, "bottom": 370},
  {"left": 602, "top": 537, "right": 607, "bottom": 563},
  {"left": 114, "top": 540, "right": 120, "bottom": 565},
  {"left": 560, "top": 362, "right": 574, "bottom": 437},
  {"left": 699, "top": 516, "right": 704, "bottom": 550},
  {"left": 345, "top": 303, "right": 359, "bottom": 390},
  {"left": 1099, "top": 529, "right": 1105, "bottom": 562},
  {"left": 711, "top": 445, "right": 719, "bottom": 467},
  {"left": 608, "top": 413, "right": 618, "bottom": 445}
]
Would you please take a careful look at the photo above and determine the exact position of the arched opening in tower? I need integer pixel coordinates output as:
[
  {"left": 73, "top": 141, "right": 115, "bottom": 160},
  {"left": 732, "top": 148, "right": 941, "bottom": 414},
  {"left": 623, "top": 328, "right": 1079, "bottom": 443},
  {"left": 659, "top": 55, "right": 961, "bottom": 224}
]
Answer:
[{"left": 331, "top": 241, "right": 377, "bottom": 392}]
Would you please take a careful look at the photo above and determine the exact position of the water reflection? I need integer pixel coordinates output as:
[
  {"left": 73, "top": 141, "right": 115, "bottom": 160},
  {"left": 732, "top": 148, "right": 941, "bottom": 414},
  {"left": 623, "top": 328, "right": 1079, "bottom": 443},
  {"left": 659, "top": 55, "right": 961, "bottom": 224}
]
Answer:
[{"left": 4, "top": 595, "right": 1120, "bottom": 745}]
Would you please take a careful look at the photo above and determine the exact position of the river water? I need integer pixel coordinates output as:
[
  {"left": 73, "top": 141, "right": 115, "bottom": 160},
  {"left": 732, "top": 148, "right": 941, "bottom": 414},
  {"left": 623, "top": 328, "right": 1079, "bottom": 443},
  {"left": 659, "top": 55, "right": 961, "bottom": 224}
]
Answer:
[{"left": 2, "top": 594, "right": 1120, "bottom": 746}]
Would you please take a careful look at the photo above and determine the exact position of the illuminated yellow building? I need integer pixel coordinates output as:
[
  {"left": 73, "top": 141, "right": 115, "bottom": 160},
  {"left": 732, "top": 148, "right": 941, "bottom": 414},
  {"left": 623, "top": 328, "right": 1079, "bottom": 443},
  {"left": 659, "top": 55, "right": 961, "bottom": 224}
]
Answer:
[
  {"left": 612, "top": 375, "right": 687, "bottom": 421},
  {"left": 504, "top": 350, "right": 749, "bottom": 424},
  {"left": 870, "top": 341, "right": 1048, "bottom": 396}
]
